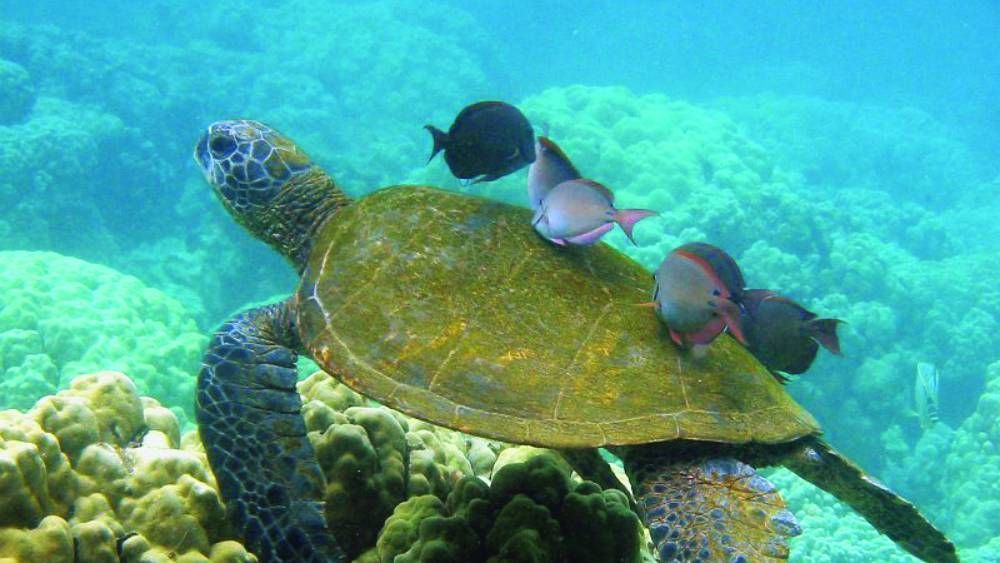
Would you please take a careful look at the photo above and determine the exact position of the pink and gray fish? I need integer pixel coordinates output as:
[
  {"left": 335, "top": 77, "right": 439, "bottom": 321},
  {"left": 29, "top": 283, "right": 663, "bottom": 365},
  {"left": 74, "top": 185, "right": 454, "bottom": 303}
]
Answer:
[
  {"left": 649, "top": 243, "right": 747, "bottom": 348},
  {"left": 532, "top": 179, "right": 656, "bottom": 246},
  {"left": 527, "top": 136, "right": 581, "bottom": 210},
  {"left": 671, "top": 241, "right": 746, "bottom": 300},
  {"left": 739, "top": 289, "right": 842, "bottom": 375}
]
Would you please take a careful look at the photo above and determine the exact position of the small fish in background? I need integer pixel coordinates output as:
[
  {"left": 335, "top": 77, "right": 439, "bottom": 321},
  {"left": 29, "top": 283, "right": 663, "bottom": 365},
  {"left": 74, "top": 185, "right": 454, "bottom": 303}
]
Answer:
[
  {"left": 914, "top": 362, "right": 941, "bottom": 431},
  {"left": 739, "top": 289, "right": 843, "bottom": 375},
  {"left": 527, "top": 136, "right": 580, "bottom": 210},
  {"left": 647, "top": 243, "right": 747, "bottom": 348},
  {"left": 532, "top": 179, "right": 656, "bottom": 246},
  {"left": 425, "top": 101, "right": 536, "bottom": 183}
]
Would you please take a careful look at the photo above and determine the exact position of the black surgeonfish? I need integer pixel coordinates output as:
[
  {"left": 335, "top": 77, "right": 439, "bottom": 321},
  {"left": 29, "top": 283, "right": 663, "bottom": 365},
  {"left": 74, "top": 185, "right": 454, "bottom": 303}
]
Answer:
[
  {"left": 740, "top": 289, "right": 843, "bottom": 375},
  {"left": 425, "top": 101, "right": 536, "bottom": 183}
]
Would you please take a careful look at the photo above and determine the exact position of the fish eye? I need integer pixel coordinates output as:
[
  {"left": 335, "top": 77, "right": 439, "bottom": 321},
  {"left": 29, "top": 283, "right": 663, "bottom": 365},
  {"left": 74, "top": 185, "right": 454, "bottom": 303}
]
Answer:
[
  {"left": 209, "top": 134, "right": 237, "bottom": 158},
  {"left": 712, "top": 289, "right": 721, "bottom": 296}
]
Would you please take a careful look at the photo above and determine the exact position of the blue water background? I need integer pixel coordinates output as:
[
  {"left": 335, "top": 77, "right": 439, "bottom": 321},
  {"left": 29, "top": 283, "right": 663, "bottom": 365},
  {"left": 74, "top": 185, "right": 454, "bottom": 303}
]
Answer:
[{"left": 1, "top": 1, "right": 997, "bottom": 560}]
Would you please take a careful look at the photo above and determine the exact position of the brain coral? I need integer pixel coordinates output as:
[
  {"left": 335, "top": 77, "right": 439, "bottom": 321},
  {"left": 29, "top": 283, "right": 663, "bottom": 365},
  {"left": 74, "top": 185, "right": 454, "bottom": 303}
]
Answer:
[
  {"left": 0, "top": 251, "right": 205, "bottom": 423},
  {"left": 0, "top": 371, "right": 256, "bottom": 562},
  {"left": 1, "top": 370, "right": 642, "bottom": 563},
  {"left": 299, "top": 370, "right": 504, "bottom": 559},
  {"left": 364, "top": 452, "right": 644, "bottom": 563}
]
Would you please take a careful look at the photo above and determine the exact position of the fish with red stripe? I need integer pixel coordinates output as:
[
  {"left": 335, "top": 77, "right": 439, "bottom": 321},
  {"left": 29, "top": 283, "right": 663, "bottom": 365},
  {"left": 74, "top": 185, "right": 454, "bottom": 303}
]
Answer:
[{"left": 647, "top": 242, "right": 747, "bottom": 348}]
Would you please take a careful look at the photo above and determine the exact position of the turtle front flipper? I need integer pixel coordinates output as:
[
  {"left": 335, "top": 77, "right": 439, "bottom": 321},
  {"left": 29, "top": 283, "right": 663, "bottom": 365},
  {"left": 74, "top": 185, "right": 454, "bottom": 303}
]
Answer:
[
  {"left": 196, "top": 301, "right": 346, "bottom": 562},
  {"left": 782, "top": 437, "right": 957, "bottom": 563},
  {"left": 621, "top": 445, "right": 801, "bottom": 562}
]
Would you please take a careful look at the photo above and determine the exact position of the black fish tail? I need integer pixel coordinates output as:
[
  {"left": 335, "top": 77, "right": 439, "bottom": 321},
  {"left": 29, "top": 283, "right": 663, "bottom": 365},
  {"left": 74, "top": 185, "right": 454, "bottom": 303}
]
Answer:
[
  {"left": 424, "top": 125, "right": 448, "bottom": 163},
  {"left": 807, "top": 318, "right": 843, "bottom": 355}
]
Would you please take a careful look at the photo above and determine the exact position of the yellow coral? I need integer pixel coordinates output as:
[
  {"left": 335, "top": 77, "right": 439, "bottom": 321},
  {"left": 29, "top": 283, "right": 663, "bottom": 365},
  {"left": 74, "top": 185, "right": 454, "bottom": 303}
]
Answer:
[{"left": 0, "top": 515, "right": 73, "bottom": 561}]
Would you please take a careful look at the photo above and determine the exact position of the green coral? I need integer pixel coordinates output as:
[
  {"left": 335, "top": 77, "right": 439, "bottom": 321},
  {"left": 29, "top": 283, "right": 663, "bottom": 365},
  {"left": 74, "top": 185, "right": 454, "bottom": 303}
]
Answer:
[
  {"left": 0, "top": 251, "right": 205, "bottom": 423},
  {"left": 371, "top": 452, "right": 643, "bottom": 563},
  {"left": 299, "top": 371, "right": 503, "bottom": 559}
]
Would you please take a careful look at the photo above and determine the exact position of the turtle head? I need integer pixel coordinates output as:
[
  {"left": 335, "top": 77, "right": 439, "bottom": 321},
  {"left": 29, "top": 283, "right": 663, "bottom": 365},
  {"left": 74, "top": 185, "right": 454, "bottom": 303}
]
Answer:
[
  {"left": 195, "top": 119, "right": 314, "bottom": 213},
  {"left": 195, "top": 119, "right": 350, "bottom": 269}
]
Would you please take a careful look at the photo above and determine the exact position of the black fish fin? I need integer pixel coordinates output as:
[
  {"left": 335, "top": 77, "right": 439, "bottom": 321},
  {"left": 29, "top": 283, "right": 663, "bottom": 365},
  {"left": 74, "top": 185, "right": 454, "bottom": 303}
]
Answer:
[
  {"left": 472, "top": 173, "right": 501, "bottom": 184},
  {"left": 424, "top": 125, "right": 448, "bottom": 163},
  {"left": 807, "top": 318, "right": 844, "bottom": 355}
]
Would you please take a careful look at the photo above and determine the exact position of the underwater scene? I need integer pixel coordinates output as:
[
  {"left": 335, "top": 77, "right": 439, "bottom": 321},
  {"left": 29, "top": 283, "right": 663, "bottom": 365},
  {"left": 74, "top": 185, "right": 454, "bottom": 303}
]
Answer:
[{"left": 0, "top": 1, "right": 997, "bottom": 561}]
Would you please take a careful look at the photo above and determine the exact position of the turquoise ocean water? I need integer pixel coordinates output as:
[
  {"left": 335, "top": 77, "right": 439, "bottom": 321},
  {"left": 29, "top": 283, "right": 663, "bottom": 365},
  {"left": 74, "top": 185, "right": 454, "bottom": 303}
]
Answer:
[{"left": 0, "top": 1, "right": 997, "bottom": 561}]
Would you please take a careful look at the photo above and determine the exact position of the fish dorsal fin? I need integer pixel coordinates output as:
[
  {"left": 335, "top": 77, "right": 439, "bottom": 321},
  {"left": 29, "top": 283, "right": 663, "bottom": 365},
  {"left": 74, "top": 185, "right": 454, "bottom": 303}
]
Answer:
[
  {"left": 573, "top": 178, "right": 615, "bottom": 203},
  {"left": 673, "top": 248, "right": 732, "bottom": 298},
  {"left": 538, "top": 136, "right": 582, "bottom": 179},
  {"left": 455, "top": 100, "right": 504, "bottom": 122},
  {"left": 760, "top": 293, "right": 798, "bottom": 306},
  {"left": 760, "top": 292, "right": 815, "bottom": 318},
  {"left": 678, "top": 242, "right": 746, "bottom": 293}
]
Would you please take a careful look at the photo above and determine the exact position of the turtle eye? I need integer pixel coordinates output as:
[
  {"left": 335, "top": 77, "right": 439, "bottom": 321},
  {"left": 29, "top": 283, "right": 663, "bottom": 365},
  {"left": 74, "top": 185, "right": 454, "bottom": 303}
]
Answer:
[{"left": 209, "top": 134, "right": 237, "bottom": 158}]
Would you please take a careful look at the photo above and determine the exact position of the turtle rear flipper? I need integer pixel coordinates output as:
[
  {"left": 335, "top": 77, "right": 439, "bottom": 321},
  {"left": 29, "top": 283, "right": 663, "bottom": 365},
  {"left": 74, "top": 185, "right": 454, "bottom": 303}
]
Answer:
[
  {"left": 627, "top": 451, "right": 801, "bottom": 562},
  {"left": 783, "top": 437, "right": 957, "bottom": 563}
]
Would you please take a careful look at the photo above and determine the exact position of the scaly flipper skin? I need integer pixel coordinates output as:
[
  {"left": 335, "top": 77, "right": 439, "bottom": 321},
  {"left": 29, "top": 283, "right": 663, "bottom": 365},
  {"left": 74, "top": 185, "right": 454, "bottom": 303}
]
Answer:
[
  {"left": 622, "top": 445, "right": 800, "bottom": 562},
  {"left": 783, "top": 437, "right": 957, "bottom": 563},
  {"left": 197, "top": 301, "right": 345, "bottom": 562}
]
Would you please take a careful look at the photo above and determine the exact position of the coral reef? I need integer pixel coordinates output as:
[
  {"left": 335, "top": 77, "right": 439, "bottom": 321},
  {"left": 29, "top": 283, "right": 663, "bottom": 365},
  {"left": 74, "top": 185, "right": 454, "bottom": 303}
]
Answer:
[
  {"left": 714, "top": 94, "right": 986, "bottom": 209},
  {"left": 765, "top": 468, "right": 918, "bottom": 563},
  {"left": 0, "top": 58, "right": 34, "bottom": 124},
  {"left": 0, "top": 2, "right": 499, "bottom": 328},
  {"left": 0, "top": 371, "right": 255, "bottom": 562},
  {"left": 299, "top": 371, "right": 505, "bottom": 559},
  {"left": 0, "top": 370, "right": 644, "bottom": 562},
  {"left": 363, "top": 452, "right": 643, "bottom": 563},
  {"left": 0, "top": 251, "right": 205, "bottom": 424},
  {"left": 941, "top": 361, "right": 1000, "bottom": 548}
]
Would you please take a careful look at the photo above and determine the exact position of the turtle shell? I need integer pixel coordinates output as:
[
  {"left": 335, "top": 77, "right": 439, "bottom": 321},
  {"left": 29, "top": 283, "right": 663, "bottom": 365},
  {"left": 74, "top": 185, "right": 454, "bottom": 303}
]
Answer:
[{"left": 295, "top": 186, "right": 819, "bottom": 448}]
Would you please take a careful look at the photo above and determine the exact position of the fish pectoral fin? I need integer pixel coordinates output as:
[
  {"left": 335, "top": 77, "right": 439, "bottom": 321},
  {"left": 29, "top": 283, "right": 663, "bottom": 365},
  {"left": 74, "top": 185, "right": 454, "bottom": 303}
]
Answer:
[
  {"left": 531, "top": 208, "right": 547, "bottom": 227},
  {"left": 472, "top": 173, "right": 501, "bottom": 184}
]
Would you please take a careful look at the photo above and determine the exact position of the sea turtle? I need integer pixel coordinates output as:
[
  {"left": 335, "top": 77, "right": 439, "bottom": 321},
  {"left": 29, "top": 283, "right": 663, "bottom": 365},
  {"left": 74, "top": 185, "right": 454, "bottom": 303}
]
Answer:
[{"left": 193, "top": 119, "right": 956, "bottom": 563}]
